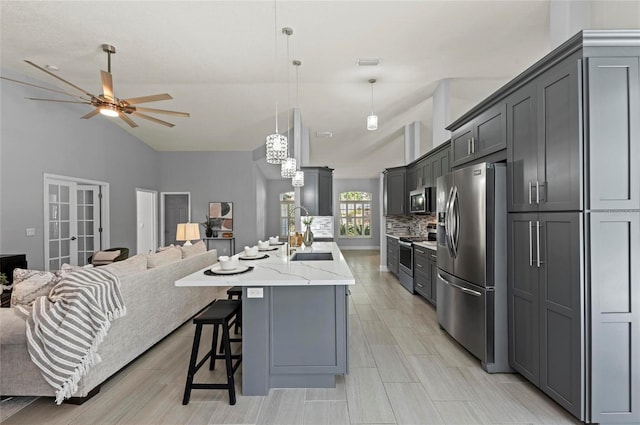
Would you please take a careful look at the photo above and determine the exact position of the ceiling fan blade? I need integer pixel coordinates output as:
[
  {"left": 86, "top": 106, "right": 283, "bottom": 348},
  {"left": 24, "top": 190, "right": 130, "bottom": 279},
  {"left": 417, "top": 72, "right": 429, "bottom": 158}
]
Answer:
[
  {"left": 119, "top": 113, "right": 139, "bottom": 128},
  {"left": 1, "top": 76, "right": 91, "bottom": 101},
  {"left": 132, "top": 106, "right": 190, "bottom": 117},
  {"left": 122, "top": 93, "right": 172, "bottom": 105},
  {"left": 26, "top": 97, "right": 92, "bottom": 105},
  {"left": 100, "top": 70, "right": 114, "bottom": 101},
  {"left": 131, "top": 111, "right": 175, "bottom": 127},
  {"left": 24, "top": 60, "right": 94, "bottom": 98},
  {"left": 81, "top": 109, "right": 101, "bottom": 119}
]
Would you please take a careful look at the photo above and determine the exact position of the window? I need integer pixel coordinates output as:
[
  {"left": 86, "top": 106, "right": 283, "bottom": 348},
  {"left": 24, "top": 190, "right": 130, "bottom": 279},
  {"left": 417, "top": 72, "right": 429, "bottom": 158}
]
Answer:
[
  {"left": 339, "top": 191, "right": 372, "bottom": 237},
  {"left": 279, "top": 191, "right": 295, "bottom": 238}
]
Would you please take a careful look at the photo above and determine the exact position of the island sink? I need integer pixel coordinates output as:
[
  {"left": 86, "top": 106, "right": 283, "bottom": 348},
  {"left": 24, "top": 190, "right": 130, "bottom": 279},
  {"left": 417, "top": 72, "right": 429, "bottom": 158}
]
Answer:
[{"left": 290, "top": 252, "right": 334, "bottom": 261}]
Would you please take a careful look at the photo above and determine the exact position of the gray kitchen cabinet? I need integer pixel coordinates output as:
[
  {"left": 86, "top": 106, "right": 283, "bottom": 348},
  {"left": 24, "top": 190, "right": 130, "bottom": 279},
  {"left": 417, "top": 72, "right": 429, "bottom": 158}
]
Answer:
[
  {"left": 587, "top": 56, "right": 640, "bottom": 211},
  {"left": 431, "top": 145, "right": 450, "bottom": 186},
  {"left": 406, "top": 165, "right": 418, "bottom": 192},
  {"left": 508, "top": 212, "right": 584, "bottom": 419},
  {"left": 589, "top": 212, "right": 640, "bottom": 423},
  {"left": 384, "top": 167, "right": 406, "bottom": 216},
  {"left": 386, "top": 237, "right": 399, "bottom": 277},
  {"left": 414, "top": 246, "right": 437, "bottom": 305},
  {"left": 417, "top": 157, "right": 431, "bottom": 187},
  {"left": 506, "top": 52, "right": 582, "bottom": 213},
  {"left": 451, "top": 103, "right": 506, "bottom": 168},
  {"left": 300, "top": 166, "right": 333, "bottom": 216}
]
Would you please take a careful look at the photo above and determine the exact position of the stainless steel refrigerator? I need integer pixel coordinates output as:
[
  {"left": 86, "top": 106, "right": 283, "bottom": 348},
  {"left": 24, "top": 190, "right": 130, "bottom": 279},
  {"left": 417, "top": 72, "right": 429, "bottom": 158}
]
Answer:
[{"left": 436, "top": 162, "right": 510, "bottom": 373}]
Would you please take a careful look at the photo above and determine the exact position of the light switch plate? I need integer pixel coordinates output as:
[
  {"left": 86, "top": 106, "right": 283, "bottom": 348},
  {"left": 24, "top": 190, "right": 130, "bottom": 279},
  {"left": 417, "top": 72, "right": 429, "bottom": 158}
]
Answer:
[
  {"left": 247, "top": 287, "right": 263, "bottom": 298},
  {"left": 26, "top": 228, "right": 36, "bottom": 236}
]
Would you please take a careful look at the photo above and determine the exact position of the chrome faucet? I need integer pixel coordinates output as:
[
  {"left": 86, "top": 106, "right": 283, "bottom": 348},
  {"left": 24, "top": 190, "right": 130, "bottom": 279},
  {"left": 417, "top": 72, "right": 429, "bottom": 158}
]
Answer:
[
  {"left": 289, "top": 205, "right": 309, "bottom": 232},
  {"left": 288, "top": 205, "right": 309, "bottom": 254}
]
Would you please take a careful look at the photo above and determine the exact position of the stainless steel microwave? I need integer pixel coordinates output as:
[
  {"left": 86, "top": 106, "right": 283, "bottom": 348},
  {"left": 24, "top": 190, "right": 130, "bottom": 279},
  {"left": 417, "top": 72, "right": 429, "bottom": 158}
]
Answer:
[{"left": 409, "top": 186, "right": 434, "bottom": 214}]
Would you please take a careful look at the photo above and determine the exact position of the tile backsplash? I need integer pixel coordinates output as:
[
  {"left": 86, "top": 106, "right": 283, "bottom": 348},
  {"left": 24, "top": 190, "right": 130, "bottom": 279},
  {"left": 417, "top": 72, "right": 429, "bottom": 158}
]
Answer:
[
  {"left": 386, "top": 214, "right": 435, "bottom": 236},
  {"left": 308, "top": 216, "right": 333, "bottom": 238}
]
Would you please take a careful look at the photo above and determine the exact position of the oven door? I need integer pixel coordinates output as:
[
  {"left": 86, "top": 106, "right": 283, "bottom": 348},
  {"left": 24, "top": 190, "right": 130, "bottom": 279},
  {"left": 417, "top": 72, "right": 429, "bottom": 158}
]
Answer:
[{"left": 399, "top": 241, "right": 413, "bottom": 273}]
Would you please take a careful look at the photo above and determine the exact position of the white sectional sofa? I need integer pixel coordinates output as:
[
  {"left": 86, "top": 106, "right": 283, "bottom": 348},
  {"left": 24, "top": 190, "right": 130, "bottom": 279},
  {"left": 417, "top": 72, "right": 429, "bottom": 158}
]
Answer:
[{"left": 0, "top": 248, "right": 222, "bottom": 401}]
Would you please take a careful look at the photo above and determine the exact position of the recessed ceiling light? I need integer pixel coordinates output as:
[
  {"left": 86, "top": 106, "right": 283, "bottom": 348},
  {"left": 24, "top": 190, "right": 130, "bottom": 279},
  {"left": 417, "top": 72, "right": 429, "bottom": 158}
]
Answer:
[
  {"left": 356, "top": 58, "right": 382, "bottom": 67},
  {"left": 44, "top": 64, "right": 59, "bottom": 71},
  {"left": 316, "top": 131, "right": 333, "bottom": 138}
]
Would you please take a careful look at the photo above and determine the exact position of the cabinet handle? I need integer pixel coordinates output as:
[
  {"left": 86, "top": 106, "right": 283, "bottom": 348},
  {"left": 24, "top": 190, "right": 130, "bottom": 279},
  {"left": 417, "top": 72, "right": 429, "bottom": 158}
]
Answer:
[
  {"left": 467, "top": 139, "right": 472, "bottom": 155},
  {"left": 535, "top": 181, "right": 540, "bottom": 204},
  {"left": 529, "top": 221, "right": 533, "bottom": 267},
  {"left": 471, "top": 137, "right": 475, "bottom": 154},
  {"left": 528, "top": 181, "right": 533, "bottom": 205},
  {"left": 417, "top": 264, "right": 423, "bottom": 268},
  {"left": 417, "top": 283, "right": 423, "bottom": 288},
  {"left": 415, "top": 249, "right": 425, "bottom": 254},
  {"left": 536, "top": 220, "right": 542, "bottom": 268}
]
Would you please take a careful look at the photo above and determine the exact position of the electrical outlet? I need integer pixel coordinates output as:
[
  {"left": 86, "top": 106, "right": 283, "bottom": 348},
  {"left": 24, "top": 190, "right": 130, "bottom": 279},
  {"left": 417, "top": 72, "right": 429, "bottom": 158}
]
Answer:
[
  {"left": 247, "top": 287, "right": 263, "bottom": 298},
  {"left": 26, "top": 228, "right": 36, "bottom": 237}
]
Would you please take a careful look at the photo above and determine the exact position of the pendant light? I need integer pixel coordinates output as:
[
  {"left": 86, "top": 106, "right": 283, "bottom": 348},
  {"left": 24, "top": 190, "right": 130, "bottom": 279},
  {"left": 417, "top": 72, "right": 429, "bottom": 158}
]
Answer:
[
  {"left": 266, "top": 1, "right": 288, "bottom": 164},
  {"left": 367, "top": 78, "right": 378, "bottom": 131},
  {"left": 292, "top": 170, "right": 305, "bottom": 187},
  {"left": 281, "top": 27, "right": 297, "bottom": 178}
]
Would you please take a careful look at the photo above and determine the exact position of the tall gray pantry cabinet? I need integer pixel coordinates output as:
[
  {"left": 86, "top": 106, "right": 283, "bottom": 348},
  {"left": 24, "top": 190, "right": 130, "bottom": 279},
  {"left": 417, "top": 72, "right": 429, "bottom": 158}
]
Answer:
[{"left": 449, "top": 30, "right": 640, "bottom": 424}]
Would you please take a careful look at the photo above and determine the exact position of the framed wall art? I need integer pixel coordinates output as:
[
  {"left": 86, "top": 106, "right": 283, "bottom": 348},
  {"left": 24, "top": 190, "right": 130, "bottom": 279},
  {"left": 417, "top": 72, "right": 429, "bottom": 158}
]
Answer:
[{"left": 208, "top": 202, "right": 233, "bottom": 231}]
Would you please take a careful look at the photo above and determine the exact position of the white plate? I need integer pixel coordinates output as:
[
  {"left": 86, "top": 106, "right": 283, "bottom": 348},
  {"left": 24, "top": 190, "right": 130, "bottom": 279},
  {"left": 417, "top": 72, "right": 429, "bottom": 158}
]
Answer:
[
  {"left": 210, "top": 264, "right": 250, "bottom": 274},
  {"left": 239, "top": 253, "right": 268, "bottom": 260},
  {"left": 259, "top": 247, "right": 279, "bottom": 252}
]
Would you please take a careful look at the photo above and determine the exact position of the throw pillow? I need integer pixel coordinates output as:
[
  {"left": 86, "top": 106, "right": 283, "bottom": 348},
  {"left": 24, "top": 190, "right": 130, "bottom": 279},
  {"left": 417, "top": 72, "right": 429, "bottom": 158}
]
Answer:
[
  {"left": 10, "top": 270, "right": 60, "bottom": 307},
  {"left": 92, "top": 250, "right": 121, "bottom": 266},
  {"left": 55, "top": 263, "right": 94, "bottom": 279},
  {"left": 146, "top": 246, "right": 182, "bottom": 268},
  {"left": 157, "top": 244, "right": 175, "bottom": 252},
  {"left": 103, "top": 254, "right": 147, "bottom": 278},
  {"left": 180, "top": 240, "right": 206, "bottom": 258}
]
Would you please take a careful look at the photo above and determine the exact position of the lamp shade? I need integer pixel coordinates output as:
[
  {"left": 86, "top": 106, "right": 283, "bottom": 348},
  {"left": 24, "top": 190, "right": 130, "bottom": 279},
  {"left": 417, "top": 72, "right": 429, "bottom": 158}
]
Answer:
[
  {"left": 266, "top": 133, "right": 288, "bottom": 164},
  {"left": 292, "top": 170, "right": 305, "bottom": 187},
  {"left": 281, "top": 157, "right": 297, "bottom": 178},
  {"left": 367, "top": 114, "right": 378, "bottom": 131},
  {"left": 176, "top": 223, "right": 200, "bottom": 246}
]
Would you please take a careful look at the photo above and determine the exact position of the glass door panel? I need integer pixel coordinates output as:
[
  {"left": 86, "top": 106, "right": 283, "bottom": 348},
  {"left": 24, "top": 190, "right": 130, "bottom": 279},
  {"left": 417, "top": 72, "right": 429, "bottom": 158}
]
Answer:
[
  {"left": 77, "top": 185, "right": 100, "bottom": 265},
  {"left": 44, "top": 179, "right": 77, "bottom": 270}
]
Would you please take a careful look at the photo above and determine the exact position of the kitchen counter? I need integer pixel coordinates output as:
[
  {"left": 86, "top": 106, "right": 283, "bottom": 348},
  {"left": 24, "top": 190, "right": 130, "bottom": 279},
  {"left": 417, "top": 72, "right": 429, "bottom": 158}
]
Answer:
[
  {"left": 414, "top": 241, "right": 437, "bottom": 251},
  {"left": 175, "top": 242, "right": 353, "bottom": 396},
  {"left": 175, "top": 242, "right": 355, "bottom": 287}
]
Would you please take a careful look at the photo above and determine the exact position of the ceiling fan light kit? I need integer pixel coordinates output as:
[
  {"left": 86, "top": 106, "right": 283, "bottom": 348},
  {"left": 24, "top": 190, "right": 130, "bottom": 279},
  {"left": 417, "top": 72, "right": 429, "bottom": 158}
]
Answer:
[{"left": 0, "top": 43, "right": 189, "bottom": 128}]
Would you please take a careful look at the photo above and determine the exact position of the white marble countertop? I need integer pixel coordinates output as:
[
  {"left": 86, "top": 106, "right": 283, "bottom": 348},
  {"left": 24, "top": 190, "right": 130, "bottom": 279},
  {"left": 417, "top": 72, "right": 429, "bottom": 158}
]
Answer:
[
  {"left": 175, "top": 242, "right": 355, "bottom": 287},
  {"left": 414, "top": 241, "right": 437, "bottom": 251}
]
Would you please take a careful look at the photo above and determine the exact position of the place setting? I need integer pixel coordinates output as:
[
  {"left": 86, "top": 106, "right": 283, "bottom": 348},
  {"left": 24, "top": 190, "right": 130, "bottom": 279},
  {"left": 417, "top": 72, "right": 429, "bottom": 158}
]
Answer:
[
  {"left": 257, "top": 240, "right": 279, "bottom": 252},
  {"left": 268, "top": 236, "right": 285, "bottom": 246},
  {"left": 238, "top": 245, "right": 269, "bottom": 260},
  {"left": 205, "top": 254, "right": 254, "bottom": 276}
]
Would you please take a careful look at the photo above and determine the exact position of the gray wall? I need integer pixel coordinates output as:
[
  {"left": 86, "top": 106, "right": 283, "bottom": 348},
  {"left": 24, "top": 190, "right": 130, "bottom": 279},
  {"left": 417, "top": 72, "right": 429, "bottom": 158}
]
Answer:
[
  {"left": 156, "top": 151, "right": 261, "bottom": 255},
  {"left": 0, "top": 70, "right": 159, "bottom": 269},
  {"left": 333, "top": 178, "right": 380, "bottom": 249}
]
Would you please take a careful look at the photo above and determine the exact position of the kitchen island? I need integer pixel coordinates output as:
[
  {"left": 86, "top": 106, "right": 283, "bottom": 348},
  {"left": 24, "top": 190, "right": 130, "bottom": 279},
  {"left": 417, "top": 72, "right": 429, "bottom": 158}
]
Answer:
[{"left": 175, "top": 242, "right": 355, "bottom": 395}]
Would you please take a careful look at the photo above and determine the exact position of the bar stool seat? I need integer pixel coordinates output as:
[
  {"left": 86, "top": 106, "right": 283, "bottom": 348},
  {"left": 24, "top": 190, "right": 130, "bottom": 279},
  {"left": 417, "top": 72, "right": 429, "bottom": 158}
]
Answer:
[{"left": 182, "top": 299, "right": 242, "bottom": 405}]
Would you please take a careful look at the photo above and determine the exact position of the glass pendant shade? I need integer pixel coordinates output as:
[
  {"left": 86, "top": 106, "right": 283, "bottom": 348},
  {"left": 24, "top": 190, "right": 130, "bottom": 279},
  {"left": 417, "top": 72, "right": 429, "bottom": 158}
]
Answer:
[
  {"left": 266, "top": 133, "right": 288, "bottom": 164},
  {"left": 367, "top": 114, "right": 378, "bottom": 131},
  {"left": 292, "top": 170, "right": 305, "bottom": 187},
  {"left": 281, "top": 157, "right": 297, "bottom": 178}
]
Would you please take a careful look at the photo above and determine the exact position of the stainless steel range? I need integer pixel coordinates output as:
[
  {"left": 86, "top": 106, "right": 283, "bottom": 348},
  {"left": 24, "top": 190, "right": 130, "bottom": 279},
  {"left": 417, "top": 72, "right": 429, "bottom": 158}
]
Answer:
[{"left": 397, "top": 236, "right": 429, "bottom": 293}]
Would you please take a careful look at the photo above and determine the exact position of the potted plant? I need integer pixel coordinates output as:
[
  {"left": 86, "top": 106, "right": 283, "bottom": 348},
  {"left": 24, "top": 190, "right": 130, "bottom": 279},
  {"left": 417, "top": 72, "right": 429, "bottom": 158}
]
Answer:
[
  {"left": 0, "top": 272, "right": 10, "bottom": 290},
  {"left": 200, "top": 215, "right": 214, "bottom": 238}
]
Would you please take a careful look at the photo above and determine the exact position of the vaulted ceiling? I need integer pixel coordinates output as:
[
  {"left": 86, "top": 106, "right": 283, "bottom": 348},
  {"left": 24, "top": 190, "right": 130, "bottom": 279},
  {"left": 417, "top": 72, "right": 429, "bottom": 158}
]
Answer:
[{"left": 1, "top": 1, "right": 554, "bottom": 178}]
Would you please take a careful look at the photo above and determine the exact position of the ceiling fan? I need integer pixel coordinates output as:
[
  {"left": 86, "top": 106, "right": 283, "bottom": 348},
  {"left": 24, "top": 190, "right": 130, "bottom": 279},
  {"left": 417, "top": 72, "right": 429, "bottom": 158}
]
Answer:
[{"left": 0, "top": 44, "right": 190, "bottom": 128}]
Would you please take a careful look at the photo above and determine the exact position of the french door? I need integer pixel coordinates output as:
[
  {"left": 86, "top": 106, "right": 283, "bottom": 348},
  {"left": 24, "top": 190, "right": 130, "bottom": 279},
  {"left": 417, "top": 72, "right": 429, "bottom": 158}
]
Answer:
[{"left": 44, "top": 175, "right": 108, "bottom": 270}]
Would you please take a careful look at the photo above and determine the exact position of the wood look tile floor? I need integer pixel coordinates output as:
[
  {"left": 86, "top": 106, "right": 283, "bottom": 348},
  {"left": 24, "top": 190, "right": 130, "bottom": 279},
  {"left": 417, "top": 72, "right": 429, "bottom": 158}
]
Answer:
[{"left": 3, "top": 250, "right": 581, "bottom": 425}]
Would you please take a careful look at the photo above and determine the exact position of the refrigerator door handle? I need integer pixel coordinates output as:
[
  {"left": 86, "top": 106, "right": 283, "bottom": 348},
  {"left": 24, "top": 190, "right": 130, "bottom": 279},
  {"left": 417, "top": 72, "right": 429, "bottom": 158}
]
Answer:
[
  {"left": 438, "top": 273, "right": 482, "bottom": 297},
  {"left": 445, "top": 186, "right": 456, "bottom": 258},
  {"left": 451, "top": 187, "right": 460, "bottom": 257}
]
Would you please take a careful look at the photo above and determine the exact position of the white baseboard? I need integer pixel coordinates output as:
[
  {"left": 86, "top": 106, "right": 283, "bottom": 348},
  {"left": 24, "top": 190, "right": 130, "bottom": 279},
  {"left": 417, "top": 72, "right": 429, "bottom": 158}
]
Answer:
[{"left": 379, "top": 265, "right": 389, "bottom": 272}]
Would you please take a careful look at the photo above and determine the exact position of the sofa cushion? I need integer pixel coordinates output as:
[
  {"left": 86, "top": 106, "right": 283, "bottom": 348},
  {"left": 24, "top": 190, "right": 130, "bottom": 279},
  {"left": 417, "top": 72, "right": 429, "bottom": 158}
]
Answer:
[
  {"left": 92, "top": 250, "right": 122, "bottom": 266},
  {"left": 156, "top": 244, "right": 175, "bottom": 252},
  {"left": 146, "top": 246, "right": 182, "bottom": 268},
  {"left": 10, "top": 270, "right": 60, "bottom": 306},
  {"left": 55, "top": 263, "right": 94, "bottom": 279},
  {"left": 103, "top": 254, "right": 147, "bottom": 278},
  {"left": 180, "top": 240, "right": 206, "bottom": 258}
]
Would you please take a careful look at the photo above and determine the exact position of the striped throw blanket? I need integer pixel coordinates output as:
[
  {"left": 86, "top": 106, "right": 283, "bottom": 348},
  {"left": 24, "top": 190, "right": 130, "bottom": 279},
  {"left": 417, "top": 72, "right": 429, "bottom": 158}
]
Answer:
[{"left": 25, "top": 267, "right": 126, "bottom": 404}]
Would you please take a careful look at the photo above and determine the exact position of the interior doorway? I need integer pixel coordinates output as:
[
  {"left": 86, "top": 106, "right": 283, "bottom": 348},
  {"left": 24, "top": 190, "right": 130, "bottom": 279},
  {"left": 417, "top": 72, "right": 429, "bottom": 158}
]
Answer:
[
  {"left": 160, "top": 192, "right": 191, "bottom": 246},
  {"left": 136, "top": 189, "right": 158, "bottom": 255},
  {"left": 43, "top": 174, "right": 110, "bottom": 270}
]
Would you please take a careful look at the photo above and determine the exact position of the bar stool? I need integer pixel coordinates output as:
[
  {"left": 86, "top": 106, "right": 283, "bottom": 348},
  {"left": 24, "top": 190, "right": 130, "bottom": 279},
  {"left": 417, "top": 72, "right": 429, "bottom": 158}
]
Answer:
[
  {"left": 182, "top": 299, "right": 242, "bottom": 405},
  {"left": 227, "top": 286, "right": 242, "bottom": 334}
]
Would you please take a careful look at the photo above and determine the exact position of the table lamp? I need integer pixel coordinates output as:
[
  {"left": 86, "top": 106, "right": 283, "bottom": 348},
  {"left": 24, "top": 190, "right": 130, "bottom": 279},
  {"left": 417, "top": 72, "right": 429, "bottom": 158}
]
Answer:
[{"left": 176, "top": 223, "right": 200, "bottom": 246}]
